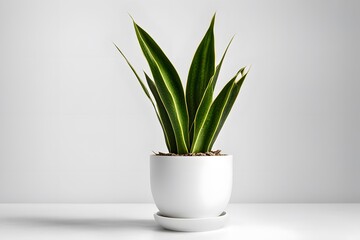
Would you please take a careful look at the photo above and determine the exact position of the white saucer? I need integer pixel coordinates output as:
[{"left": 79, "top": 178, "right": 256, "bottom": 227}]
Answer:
[{"left": 153, "top": 211, "right": 228, "bottom": 232}]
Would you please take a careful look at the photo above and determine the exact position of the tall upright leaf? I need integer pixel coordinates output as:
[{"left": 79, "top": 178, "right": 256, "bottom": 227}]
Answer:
[
  {"left": 114, "top": 44, "right": 173, "bottom": 151},
  {"left": 190, "top": 38, "right": 234, "bottom": 150},
  {"left": 145, "top": 73, "right": 177, "bottom": 153},
  {"left": 186, "top": 14, "right": 216, "bottom": 135},
  {"left": 191, "top": 68, "right": 249, "bottom": 153},
  {"left": 133, "top": 21, "right": 189, "bottom": 153},
  {"left": 207, "top": 69, "right": 248, "bottom": 151}
]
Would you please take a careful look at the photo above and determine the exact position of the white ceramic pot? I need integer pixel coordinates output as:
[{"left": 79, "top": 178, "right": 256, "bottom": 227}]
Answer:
[{"left": 150, "top": 155, "right": 233, "bottom": 218}]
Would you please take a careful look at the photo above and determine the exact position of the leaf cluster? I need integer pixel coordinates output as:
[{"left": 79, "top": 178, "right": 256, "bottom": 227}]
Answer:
[{"left": 115, "top": 14, "right": 249, "bottom": 154}]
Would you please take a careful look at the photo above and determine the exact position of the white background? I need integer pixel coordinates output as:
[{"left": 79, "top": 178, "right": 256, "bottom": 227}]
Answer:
[{"left": 0, "top": 0, "right": 359, "bottom": 203}]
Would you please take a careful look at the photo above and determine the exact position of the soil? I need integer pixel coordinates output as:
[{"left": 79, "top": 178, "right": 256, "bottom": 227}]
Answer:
[{"left": 155, "top": 150, "right": 224, "bottom": 156}]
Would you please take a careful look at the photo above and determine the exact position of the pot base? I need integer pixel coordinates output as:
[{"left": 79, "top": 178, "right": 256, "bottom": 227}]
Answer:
[{"left": 153, "top": 211, "right": 228, "bottom": 232}]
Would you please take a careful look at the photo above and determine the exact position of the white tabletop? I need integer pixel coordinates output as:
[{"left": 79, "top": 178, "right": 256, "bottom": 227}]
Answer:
[{"left": 0, "top": 204, "right": 359, "bottom": 240}]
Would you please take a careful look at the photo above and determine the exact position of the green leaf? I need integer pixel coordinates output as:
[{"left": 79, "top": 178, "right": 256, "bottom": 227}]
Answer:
[
  {"left": 211, "top": 36, "right": 234, "bottom": 89},
  {"left": 191, "top": 68, "right": 249, "bottom": 153},
  {"left": 186, "top": 14, "right": 216, "bottom": 136},
  {"left": 190, "top": 37, "right": 234, "bottom": 149},
  {"left": 145, "top": 72, "right": 177, "bottom": 153},
  {"left": 114, "top": 43, "right": 173, "bottom": 152},
  {"left": 207, "top": 68, "right": 248, "bottom": 151},
  {"left": 133, "top": 21, "right": 189, "bottom": 153},
  {"left": 114, "top": 43, "right": 152, "bottom": 101}
]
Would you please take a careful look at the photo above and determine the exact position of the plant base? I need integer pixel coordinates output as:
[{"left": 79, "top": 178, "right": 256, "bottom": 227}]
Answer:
[{"left": 155, "top": 150, "right": 223, "bottom": 156}]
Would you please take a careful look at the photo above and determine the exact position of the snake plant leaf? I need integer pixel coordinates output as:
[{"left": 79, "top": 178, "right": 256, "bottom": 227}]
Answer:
[
  {"left": 145, "top": 72, "right": 177, "bottom": 153},
  {"left": 190, "top": 37, "right": 234, "bottom": 151},
  {"left": 132, "top": 21, "right": 189, "bottom": 153},
  {"left": 191, "top": 68, "right": 249, "bottom": 153},
  {"left": 114, "top": 43, "right": 175, "bottom": 151},
  {"left": 207, "top": 68, "right": 248, "bottom": 151},
  {"left": 211, "top": 36, "right": 234, "bottom": 89},
  {"left": 114, "top": 43, "right": 153, "bottom": 102},
  {"left": 186, "top": 14, "right": 215, "bottom": 133}
]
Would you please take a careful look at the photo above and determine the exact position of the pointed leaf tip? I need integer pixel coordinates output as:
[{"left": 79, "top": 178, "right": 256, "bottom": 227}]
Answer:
[
  {"left": 128, "top": 13, "right": 135, "bottom": 22},
  {"left": 210, "top": 13, "right": 216, "bottom": 27}
]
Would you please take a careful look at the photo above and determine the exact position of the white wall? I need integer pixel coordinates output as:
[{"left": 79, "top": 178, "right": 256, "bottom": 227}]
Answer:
[{"left": 0, "top": 0, "right": 359, "bottom": 203}]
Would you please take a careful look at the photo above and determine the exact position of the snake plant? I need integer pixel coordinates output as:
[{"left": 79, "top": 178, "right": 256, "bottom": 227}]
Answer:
[{"left": 115, "top": 14, "right": 249, "bottom": 154}]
